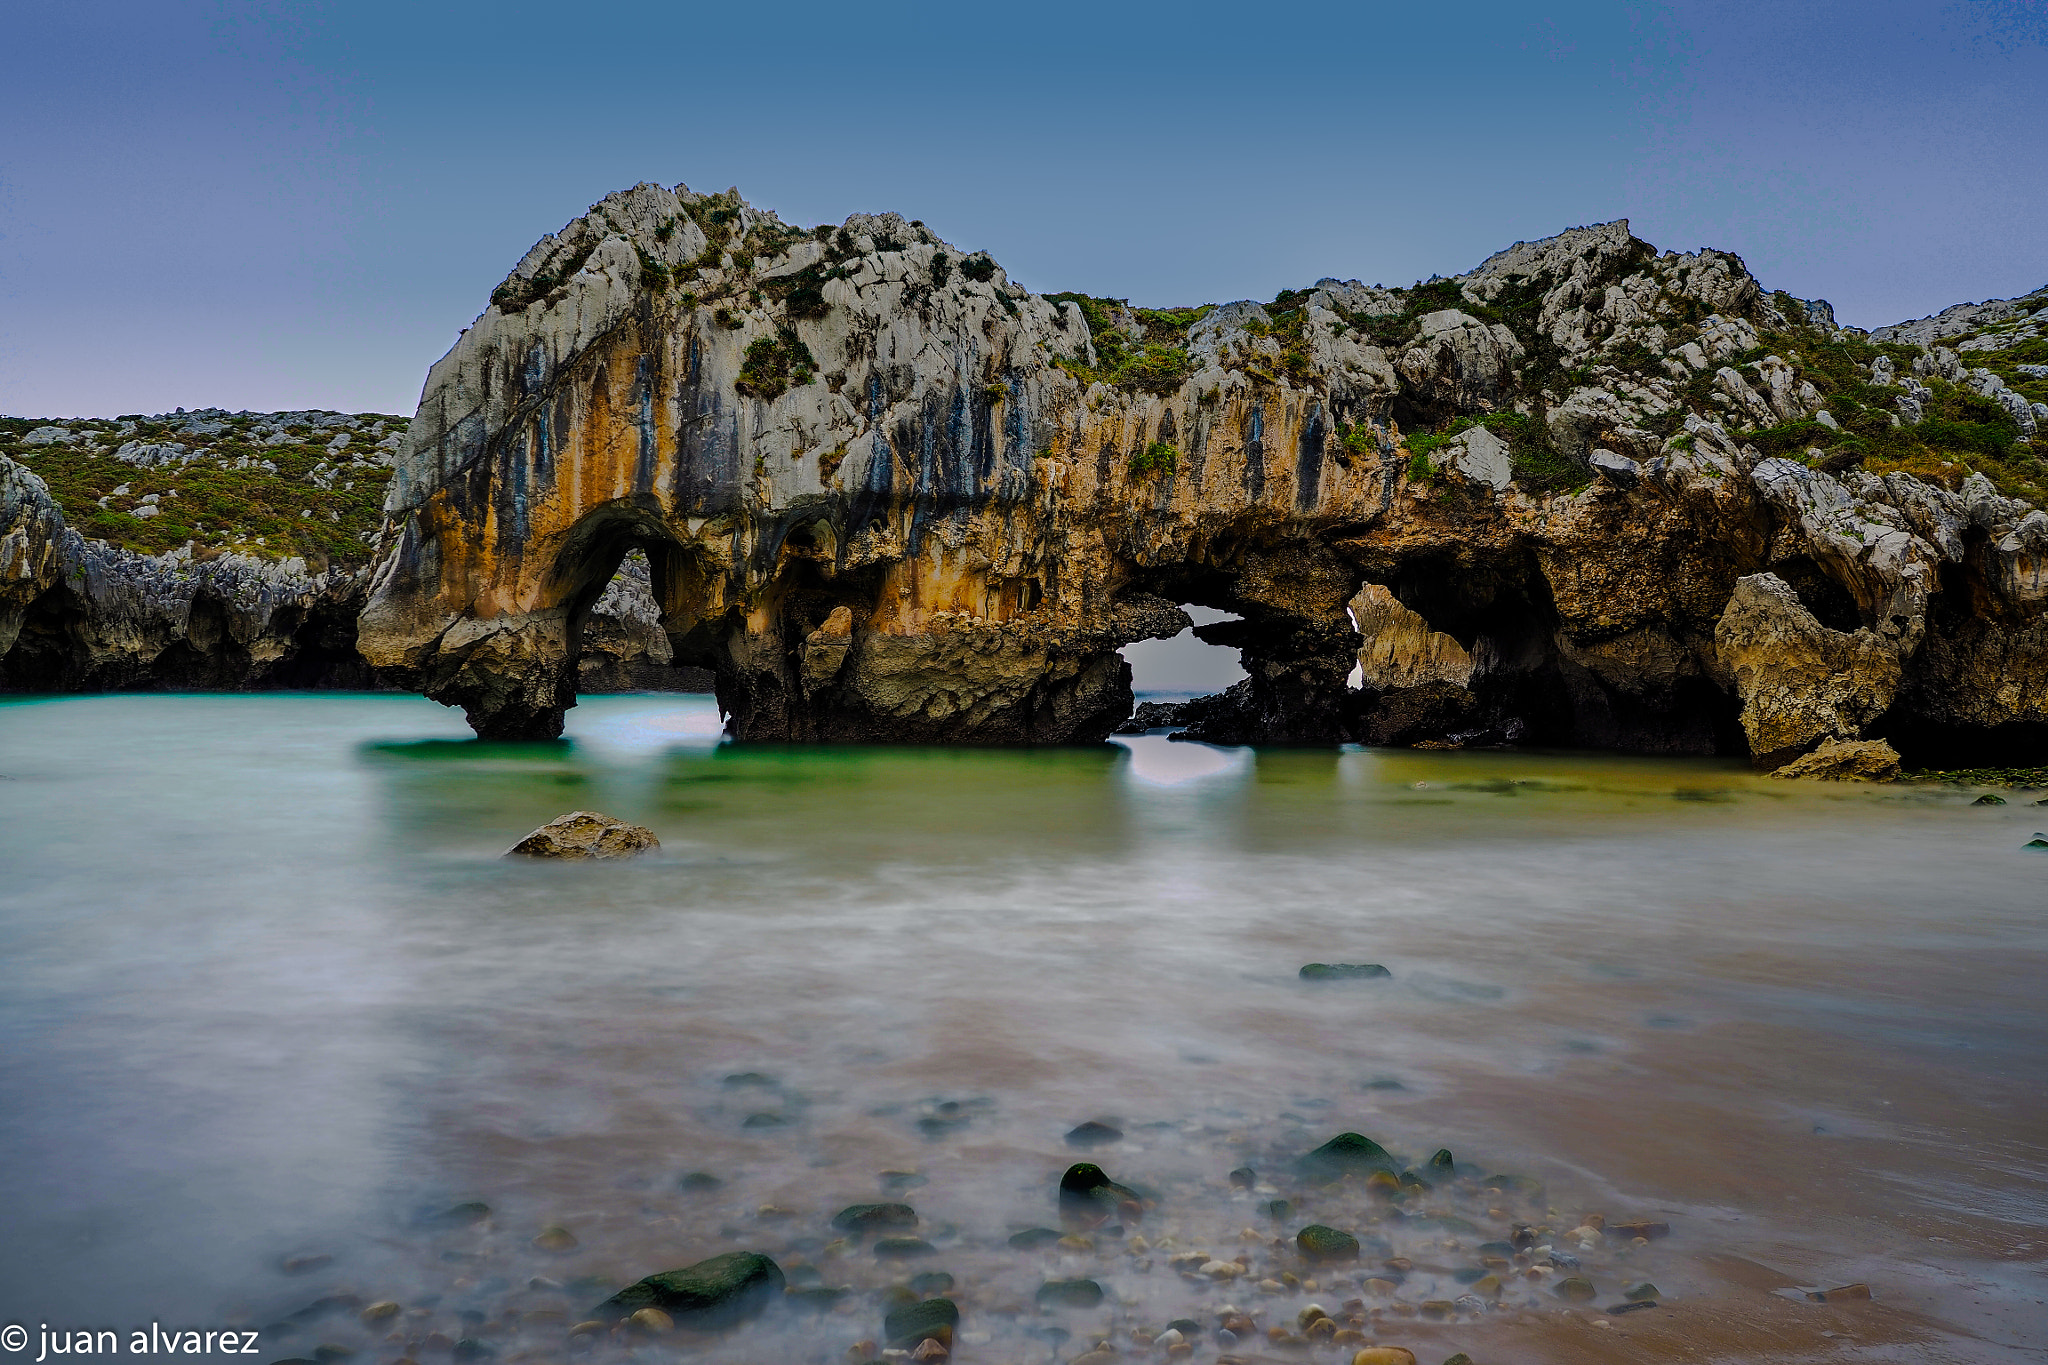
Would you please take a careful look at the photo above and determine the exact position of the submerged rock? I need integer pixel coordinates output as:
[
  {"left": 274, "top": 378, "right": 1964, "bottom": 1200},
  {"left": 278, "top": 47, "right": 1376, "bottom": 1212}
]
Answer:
[
  {"left": 872, "top": 1236, "right": 936, "bottom": 1259},
  {"left": 1059, "top": 1162, "right": 1141, "bottom": 1223},
  {"left": 593, "top": 1251, "right": 784, "bottom": 1329},
  {"left": 1974, "top": 794, "right": 2008, "bottom": 806},
  {"left": 1295, "top": 1224, "right": 1361, "bottom": 1262},
  {"left": 506, "top": 811, "right": 658, "bottom": 860},
  {"left": 1299, "top": 1132, "right": 1397, "bottom": 1180},
  {"left": 1299, "top": 962, "right": 1391, "bottom": 980},
  {"left": 1035, "top": 1278, "right": 1105, "bottom": 1308},
  {"left": 883, "top": 1296, "right": 958, "bottom": 1348},
  {"left": 832, "top": 1203, "right": 918, "bottom": 1233},
  {"left": 1007, "top": 1227, "right": 1062, "bottom": 1249},
  {"left": 1065, "top": 1120, "right": 1124, "bottom": 1148},
  {"left": 1767, "top": 738, "right": 1901, "bottom": 781}
]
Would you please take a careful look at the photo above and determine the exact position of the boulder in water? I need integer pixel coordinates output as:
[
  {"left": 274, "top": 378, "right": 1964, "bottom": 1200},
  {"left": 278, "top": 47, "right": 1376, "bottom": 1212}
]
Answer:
[
  {"left": 1065, "top": 1120, "right": 1123, "bottom": 1148},
  {"left": 507, "top": 810, "right": 659, "bottom": 860},
  {"left": 592, "top": 1251, "right": 784, "bottom": 1328},
  {"left": 1036, "top": 1278, "right": 1104, "bottom": 1308},
  {"left": 1766, "top": 738, "right": 1901, "bottom": 781},
  {"left": 1296, "top": 1224, "right": 1361, "bottom": 1261},
  {"left": 884, "top": 1296, "right": 958, "bottom": 1348},
  {"left": 1299, "top": 1132, "right": 1397, "bottom": 1180},
  {"left": 1299, "top": 962, "right": 1391, "bottom": 980},
  {"left": 1059, "top": 1162, "right": 1141, "bottom": 1223},
  {"left": 832, "top": 1202, "right": 918, "bottom": 1233}
]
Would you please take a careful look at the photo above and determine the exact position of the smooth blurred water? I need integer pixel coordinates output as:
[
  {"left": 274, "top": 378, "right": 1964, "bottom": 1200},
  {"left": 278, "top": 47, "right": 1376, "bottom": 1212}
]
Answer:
[{"left": 1, "top": 694, "right": 2044, "bottom": 1361}]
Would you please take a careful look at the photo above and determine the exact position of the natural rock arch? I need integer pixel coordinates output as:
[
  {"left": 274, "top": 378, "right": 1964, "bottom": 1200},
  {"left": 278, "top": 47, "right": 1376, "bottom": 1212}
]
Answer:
[{"left": 356, "top": 183, "right": 2048, "bottom": 764}]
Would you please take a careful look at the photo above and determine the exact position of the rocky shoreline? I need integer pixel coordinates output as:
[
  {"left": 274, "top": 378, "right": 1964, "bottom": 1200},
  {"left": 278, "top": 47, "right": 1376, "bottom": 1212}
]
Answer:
[{"left": 1, "top": 439, "right": 708, "bottom": 698}]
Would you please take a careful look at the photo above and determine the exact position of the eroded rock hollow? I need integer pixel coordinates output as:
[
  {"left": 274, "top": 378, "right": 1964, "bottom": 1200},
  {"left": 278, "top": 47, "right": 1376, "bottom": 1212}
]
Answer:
[{"left": 357, "top": 183, "right": 2048, "bottom": 762}]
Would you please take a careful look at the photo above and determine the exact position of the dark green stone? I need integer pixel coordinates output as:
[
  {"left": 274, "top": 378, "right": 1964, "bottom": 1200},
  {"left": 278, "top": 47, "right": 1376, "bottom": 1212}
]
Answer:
[
  {"left": 1973, "top": 794, "right": 2007, "bottom": 806},
  {"left": 677, "top": 1171, "right": 723, "bottom": 1192},
  {"left": 883, "top": 1297, "right": 958, "bottom": 1347},
  {"left": 1427, "top": 1147, "right": 1456, "bottom": 1175},
  {"left": 1228, "top": 1166, "right": 1256, "bottom": 1188},
  {"left": 1058, "top": 1163, "right": 1138, "bottom": 1220},
  {"left": 741, "top": 1112, "right": 788, "bottom": 1129},
  {"left": 1008, "top": 1227, "right": 1062, "bottom": 1250},
  {"left": 1065, "top": 1120, "right": 1123, "bottom": 1148},
  {"left": 831, "top": 1202, "right": 918, "bottom": 1233},
  {"left": 594, "top": 1251, "right": 785, "bottom": 1328},
  {"left": 873, "top": 1236, "right": 936, "bottom": 1259},
  {"left": 428, "top": 1201, "right": 491, "bottom": 1227},
  {"left": 908, "top": 1272, "right": 954, "bottom": 1297},
  {"left": 1299, "top": 962, "right": 1392, "bottom": 980},
  {"left": 1295, "top": 1224, "right": 1361, "bottom": 1261},
  {"left": 1035, "top": 1278, "right": 1105, "bottom": 1309},
  {"left": 1266, "top": 1198, "right": 1293, "bottom": 1221},
  {"left": 1299, "top": 1132, "right": 1397, "bottom": 1179}
]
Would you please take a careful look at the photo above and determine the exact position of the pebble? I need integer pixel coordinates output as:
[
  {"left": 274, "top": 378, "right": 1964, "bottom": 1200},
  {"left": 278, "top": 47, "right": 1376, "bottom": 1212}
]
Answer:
[
  {"left": 1066, "top": 1120, "right": 1124, "bottom": 1148},
  {"left": 1036, "top": 1278, "right": 1105, "bottom": 1309},
  {"left": 1623, "top": 1281, "right": 1660, "bottom": 1301},
  {"left": 1973, "top": 794, "right": 2007, "bottom": 805},
  {"left": 874, "top": 1237, "right": 937, "bottom": 1259},
  {"left": 626, "top": 1308, "right": 671, "bottom": 1335},
  {"left": 531, "top": 1226, "right": 578, "bottom": 1253},
  {"left": 833, "top": 1203, "right": 919, "bottom": 1233},
  {"left": 1555, "top": 1276, "right": 1597, "bottom": 1302},
  {"left": 1297, "top": 1224, "right": 1362, "bottom": 1262},
  {"left": 1350, "top": 1349, "right": 1417, "bottom": 1365},
  {"left": 358, "top": 1304, "right": 401, "bottom": 1326}
]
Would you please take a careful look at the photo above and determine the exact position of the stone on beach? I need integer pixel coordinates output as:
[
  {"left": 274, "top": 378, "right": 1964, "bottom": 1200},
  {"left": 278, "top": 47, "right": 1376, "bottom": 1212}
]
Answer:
[
  {"left": 832, "top": 1202, "right": 918, "bottom": 1233},
  {"left": 1296, "top": 1224, "right": 1362, "bottom": 1262},
  {"left": 883, "top": 1296, "right": 958, "bottom": 1347},
  {"left": 1767, "top": 738, "right": 1901, "bottom": 781},
  {"left": 592, "top": 1251, "right": 785, "bottom": 1329},
  {"left": 1300, "top": 962, "right": 1392, "bottom": 980},
  {"left": 1300, "top": 1132, "right": 1398, "bottom": 1179},
  {"left": 506, "top": 811, "right": 659, "bottom": 860}
]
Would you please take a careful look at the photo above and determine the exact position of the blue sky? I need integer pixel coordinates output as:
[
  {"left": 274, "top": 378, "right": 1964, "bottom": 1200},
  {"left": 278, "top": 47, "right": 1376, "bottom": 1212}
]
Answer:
[{"left": 3, "top": 0, "right": 2043, "bottom": 418}]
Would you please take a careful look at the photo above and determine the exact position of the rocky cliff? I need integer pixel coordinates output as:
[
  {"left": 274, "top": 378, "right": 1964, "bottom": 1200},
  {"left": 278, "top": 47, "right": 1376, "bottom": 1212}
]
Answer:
[
  {"left": 352, "top": 183, "right": 2048, "bottom": 763},
  {"left": 0, "top": 410, "right": 705, "bottom": 696}
]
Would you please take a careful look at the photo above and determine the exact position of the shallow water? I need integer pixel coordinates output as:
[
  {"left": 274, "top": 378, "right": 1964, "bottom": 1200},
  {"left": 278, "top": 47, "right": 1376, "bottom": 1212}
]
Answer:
[{"left": 2, "top": 693, "right": 2046, "bottom": 1363}]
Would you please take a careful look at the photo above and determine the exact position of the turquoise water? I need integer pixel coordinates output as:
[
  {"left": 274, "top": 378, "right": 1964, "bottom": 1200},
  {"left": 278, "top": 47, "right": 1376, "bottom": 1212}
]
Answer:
[{"left": 2, "top": 694, "right": 2045, "bottom": 1360}]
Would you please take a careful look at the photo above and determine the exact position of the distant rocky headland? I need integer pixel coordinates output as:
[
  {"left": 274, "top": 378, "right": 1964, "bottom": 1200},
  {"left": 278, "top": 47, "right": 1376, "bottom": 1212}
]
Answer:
[
  {"left": 6, "top": 182, "right": 2046, "bottom": 767},
  {"left": 0, "top": 409, "right": 704, "bottom": 694}
]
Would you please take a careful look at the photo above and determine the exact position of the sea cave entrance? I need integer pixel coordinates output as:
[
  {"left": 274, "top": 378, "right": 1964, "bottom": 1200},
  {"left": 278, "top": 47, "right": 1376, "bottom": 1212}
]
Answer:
[{"left": 1116, "top": 604, "right": 1248, "bottom": 735}]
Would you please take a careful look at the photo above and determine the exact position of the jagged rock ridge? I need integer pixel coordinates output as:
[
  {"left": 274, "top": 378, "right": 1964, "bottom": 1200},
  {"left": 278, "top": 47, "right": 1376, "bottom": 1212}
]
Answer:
[
  {"left": 354, "top": 183, "right": 2048, "bottom": 762},
  {"left": 0, "top": 410, "right": 703, "bottom": 695}
]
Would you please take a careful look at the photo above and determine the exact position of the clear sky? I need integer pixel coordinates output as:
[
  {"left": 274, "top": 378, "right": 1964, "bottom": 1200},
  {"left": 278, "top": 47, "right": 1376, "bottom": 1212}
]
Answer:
[{"left": 3, "top": 0, "right": 2043, "bottom": 419}]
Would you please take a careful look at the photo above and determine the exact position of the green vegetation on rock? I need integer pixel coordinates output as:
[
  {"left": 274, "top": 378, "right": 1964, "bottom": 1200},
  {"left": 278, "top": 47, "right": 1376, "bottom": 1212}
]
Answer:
[{"left": 0, "top": 411, "right": 401, "bottom": 567}]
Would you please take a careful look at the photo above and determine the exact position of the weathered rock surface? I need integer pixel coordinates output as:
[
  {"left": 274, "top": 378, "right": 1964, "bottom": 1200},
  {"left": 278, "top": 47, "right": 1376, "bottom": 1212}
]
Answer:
[
  {"left": 1767, "top": 737, "right": 1902, "bottom": 781},
  {"left": 1, "top": 423, "right": 699, "bottom": 696},
  {"left": 351, "top": 187, "right": 2048, "bottom": 763},
  {"left": 3, "top": 455, "right": 375, "bottom": 691},
  {"left": 506, "top": 810, "right": 659, "bottom": 859},
  {"left": 593, "top": 1251, "right": 783, "bottom": 1328}
]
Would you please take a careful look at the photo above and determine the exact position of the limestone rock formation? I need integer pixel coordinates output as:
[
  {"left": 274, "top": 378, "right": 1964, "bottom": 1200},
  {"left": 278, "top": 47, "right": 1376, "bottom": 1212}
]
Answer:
[
  {"left": 506, "top": 810, "right": 659, "bottom": 860},
  {"left": 1767, "top": 738, "right": 1902, "bottom": 782},
  {"left": 1, "top": 420, "right": 705, "bottom": 695},
  {"left": 318, "top": 184, "right": 2046, "bottom": 763}
]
